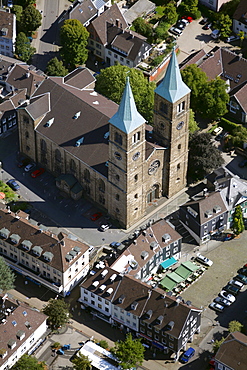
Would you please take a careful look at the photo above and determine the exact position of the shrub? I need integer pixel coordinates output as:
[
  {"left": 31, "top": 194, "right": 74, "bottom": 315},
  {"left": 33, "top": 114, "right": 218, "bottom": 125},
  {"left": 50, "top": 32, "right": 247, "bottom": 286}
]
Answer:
[
  {"left": 220, "top": 117, "right": 239, "bottom": 133},
  {"left": 98, "top": 340, "right": 109, "bottom": 349}
]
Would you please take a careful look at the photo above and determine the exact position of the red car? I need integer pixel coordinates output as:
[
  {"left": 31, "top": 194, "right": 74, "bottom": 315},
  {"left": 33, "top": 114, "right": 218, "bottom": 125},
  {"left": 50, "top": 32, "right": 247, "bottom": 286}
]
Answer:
[
  {"left": 182, "top": 15, "right": 193, "bottom": 23},
  {"left": 90, "top": 212, "right": 102, "bottom": 221},
  {"left": 31, "top": 168, "right": 45, "bottom": 178}
]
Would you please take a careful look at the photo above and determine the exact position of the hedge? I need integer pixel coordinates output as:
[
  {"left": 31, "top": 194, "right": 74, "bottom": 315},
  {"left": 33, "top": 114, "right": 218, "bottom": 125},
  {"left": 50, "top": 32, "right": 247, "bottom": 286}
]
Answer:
[{"left": 220, "top": 117, "right": 239, "bottom": 133}]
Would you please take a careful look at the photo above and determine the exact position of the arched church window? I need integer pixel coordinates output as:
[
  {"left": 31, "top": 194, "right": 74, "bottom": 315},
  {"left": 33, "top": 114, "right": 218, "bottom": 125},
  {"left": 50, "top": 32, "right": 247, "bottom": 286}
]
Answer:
[
  {"left": 84, "top": 169, "right": 90, "bottom": 183},
  {"left": 159, "top": 101, "right": 168, "bottom": 115},
  {"left": 70, "top": 159, "right": 76, "bottom": 173},
  {"left": 99, "top": 179, "right": 105, "bottom": 193},
  {"left": 40, "top": 139, "right": 47, "bottom": 152},
  {"left": 55, "top": 149, "right": 61, "bottom": 162}
]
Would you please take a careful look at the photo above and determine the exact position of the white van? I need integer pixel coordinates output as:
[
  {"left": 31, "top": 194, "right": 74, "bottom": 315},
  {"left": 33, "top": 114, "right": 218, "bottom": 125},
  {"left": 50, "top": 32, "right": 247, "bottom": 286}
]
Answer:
[{"left": 211, "top": 29, "right": 220, "bottom": 39}]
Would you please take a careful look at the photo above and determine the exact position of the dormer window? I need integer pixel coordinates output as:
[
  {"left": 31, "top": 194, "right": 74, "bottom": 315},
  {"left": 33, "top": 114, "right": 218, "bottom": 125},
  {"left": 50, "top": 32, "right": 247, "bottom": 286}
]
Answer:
[
  {"left": 131, "top": 301, "right": 138, "bottom": 310},
  {"left": 162, "top": 233, "right": 171, "bottom": 243},
  {"left": 10, "top": 234, "right": 21, "bottom": 244},
  {"left": 32, "top": 246, "right": 43, "bottom": 257},
  {"left": 132, "top": 131, "right": 140, "bottom": 144},
  {"left": 0, "top": 227, "right": 10, "bottom": 239},
  {"left": 119, "top": 294, "right": 125, "bottom": 304}
]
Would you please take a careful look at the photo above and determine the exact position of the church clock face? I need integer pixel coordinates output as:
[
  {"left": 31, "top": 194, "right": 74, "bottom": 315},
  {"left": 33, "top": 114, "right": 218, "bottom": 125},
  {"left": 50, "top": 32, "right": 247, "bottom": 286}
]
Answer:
[
  {"left": 132, "top": 152, "right": 140, "bottom": 161},
  {"left": 176, "top": 121, "right": 184, "bottom": 130},
  {"left": 148, "top": 160, "right": 160, "bottom": 175}
]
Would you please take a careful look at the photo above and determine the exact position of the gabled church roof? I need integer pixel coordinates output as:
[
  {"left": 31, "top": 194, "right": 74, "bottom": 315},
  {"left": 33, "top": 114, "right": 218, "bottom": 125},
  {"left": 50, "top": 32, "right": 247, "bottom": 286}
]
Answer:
[
  {"left": 109, "top": 77, "right": 146, "bottom": 134},
  {"left": 155, "top": 48, "right": 190, "bottom": 103}
]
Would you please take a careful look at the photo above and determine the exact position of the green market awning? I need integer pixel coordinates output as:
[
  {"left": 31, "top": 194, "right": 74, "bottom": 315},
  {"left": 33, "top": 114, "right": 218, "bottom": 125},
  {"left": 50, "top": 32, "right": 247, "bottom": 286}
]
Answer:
[
  {"left": 160, "top": 276, "right": 177, "bottom": 290},
  {"left": 160, "top": 257, "right": 177, "bottom": 270},
  {"left": 167, "top": 272, "right": 184, "bottom": 283},
  {"left": 182, "top": 261, "right": 200, "bottom": 272},
  {"left": 174, "top": 265, "right": 192, "bottom": 280}
]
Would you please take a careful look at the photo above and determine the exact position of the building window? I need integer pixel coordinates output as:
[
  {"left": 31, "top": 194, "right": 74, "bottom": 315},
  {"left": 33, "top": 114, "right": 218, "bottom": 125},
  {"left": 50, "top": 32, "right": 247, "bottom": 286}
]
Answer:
[
  {"left": 114, "top": 54, "right": 118, "bottom": 59},
  {"left": 177, "top": 163, "right": 180, "bottom": 170},
  {"left": 84, "top": 169, "right": 90, "bottom": 183},
  {"left": 116, "top": 208, "right": 120, "bottom": 213},
  {"left": 132, "top": 131, "right": 140, "bottom": 144},
  {"left": 55, "top": 149, "right": 61, "bottom": 162},
  {"left": 177, "top": 101, "right": 185, "bottom": 114},
  {"left": 108, "top": 51, "right": 112, "bottom": 55},
  {"left": 25, "top": 131, "right": 29, "bottom": 138},
  {"left": 70, "top": 159, "right": 76, "bottom": 173},
  {"left": 26, "top": 145, "right": 30, "bottom": 151},
  {"left": 115, "top": 132, "right": 122, "bottom": 145},
  {"left": 134, "top": 193, "right": 138, "bottom": 199},
  {"left": 120, "top": 57, "right": 124, "bottom": 61},
  {"left": 96, "top": 43, "right": 101, "bottom": 49},
  {"left": 159, "top": 101, "right": 168, "bottom": 115},
  {"left": 116, "top": 174, "right": 120, "bottom": 181},
  {"left": 134, "top": 174, "right": 138, "bottom": 182},
  {"left": 116, "top": 194, "right": 119, "bottom": 201},
  {"left": 99, "top": 179, "right": 105, "bottom": 193},
  {"left": 178, "top": 144, "right": 181, "bottom": 149},
  {"left": 99, "top": 195, "right": 105, "bottom": 205}
]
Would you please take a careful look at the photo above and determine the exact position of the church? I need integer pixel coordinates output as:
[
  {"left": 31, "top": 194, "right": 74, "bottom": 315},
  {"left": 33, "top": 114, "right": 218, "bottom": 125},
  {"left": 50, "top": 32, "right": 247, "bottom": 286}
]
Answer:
[{"left": 17, "top": 49, "right": 190, "bottom": 229}]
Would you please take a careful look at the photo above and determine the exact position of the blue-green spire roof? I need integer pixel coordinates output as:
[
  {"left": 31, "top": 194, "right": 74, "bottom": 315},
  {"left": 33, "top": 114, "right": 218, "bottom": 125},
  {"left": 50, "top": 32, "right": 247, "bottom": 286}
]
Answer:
[
  {"left": 109, "top": 76, "right": 146, "bottom": 134},
  {"left": 155, "top": 48, "right": 190, "bottom": 103}
]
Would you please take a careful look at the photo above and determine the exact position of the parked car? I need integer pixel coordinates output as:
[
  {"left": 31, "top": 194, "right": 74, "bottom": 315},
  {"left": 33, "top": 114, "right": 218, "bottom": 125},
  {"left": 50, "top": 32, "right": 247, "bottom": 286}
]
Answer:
[
  {"left": 31, "top": 168, "right": 45, "bottom": 178},
  {"left": 219, "top": 290, "right": 236, "bottom": 303},
  {"left": 99, "top": 223, "right": 112, "bottom": 232},
  {"left": 182, "top": 15, "right": 193, "bottom": 23},
  {"left": 238, "top": 159, "right": 247, "bottom": 168},
  {"left": 223, "top": 233, "right": 234, "bottom": 241},
  {"left": 229, "top": 279, "right": 244, "bottom": 289},
  {"left": 110, "top": 241, "right": 122, "bottom": 249},
  {"left": 176, "top": 21, "right": 186, "bottom": 30},
  {"left": 200, "top": 17, "right": 208, "bottom": 25},
  {"left": 235, "top": 274, "right": 247, "bottom": 284},
  {"left": 212, "top": 126, "right": 223, "bottom": 136},
  {"left": 224, "top": 284, "right": 240, "bottom": 295},
  {"left": 203, "top": 22, "right": 212, "bottom": 30},
  {"left": 24, "top": 163, "right": 36, "bottom": 172},
  {"left": 169, "top": 26, "right": 183, "bottom": 36},
  {"left": 7, "top": 179, "right": 20, "bottom": 191},
  {"left": 238, "top": 267, "right": 247, "bottom": 276},
  {"left": 17, "top": 158, "right": 30, "bottom": 168},
  {"left": 180, "top": 347, "right": 195, "bottom": 363},
  {"left": 209, "top": 302, "right": 224, "bottom": 312},
  {"left": 196, "top": 253, "right": 213, "bottom": 266},
  {"left": 90, "top": 212, "right": 102, "bottom": 221},
  {"left": 214, "top": 296, "right": 232, "bottom": 307},
  {"left": 226, "top": 35, "right": 239, "bottom": 43},
  {"left": 7, "top": 0, "right": 13, "bottom": 7}
]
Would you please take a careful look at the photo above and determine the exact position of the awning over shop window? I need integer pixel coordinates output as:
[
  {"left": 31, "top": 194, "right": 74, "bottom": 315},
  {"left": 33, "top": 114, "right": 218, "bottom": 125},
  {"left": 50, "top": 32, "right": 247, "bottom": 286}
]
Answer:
[
  {"left": 160, "top": 276, "right": 177, "bottom": 290},
  {"left": 174, "top": 265, "right": 192, "bottom": 279},
  {"left": 160, "top": 256, "right": 177, "bottom": 270},
  {"left": 182, "top": 261, "right": 200, "bottom": 272},
  {"left": 167, "top": 272, "right": 184, "bottom": 284}
]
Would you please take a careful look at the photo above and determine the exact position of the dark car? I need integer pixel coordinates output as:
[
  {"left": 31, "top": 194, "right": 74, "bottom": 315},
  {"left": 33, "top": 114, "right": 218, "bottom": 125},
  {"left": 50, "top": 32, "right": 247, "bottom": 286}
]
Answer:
[
  {"left": 238, "top": 267, "right": 247, "bottom": 276},
  {"left": 200, "top": 17, "right": 208, "bottom": 25},
  {"left": 7, "top": 179, "right": 20, "bottom": 191},
  {"left": 17, "top": 158, "right": 30, "bottom": 168},
  {"left": 90, "top": 212, "right": 102, "bottom": 221},
  {"left": 238, "top": 159, "right": 247, "bottom": 168},
  {"left": 235, "top": 274, "right": 247, "bottom": 284},
  {"left": 31, "top": 168, "right": 45, "bottom": 178},
  {"left": 203, "top": 22, "right": 212, "bottom": 30},
  {"left": 110, "top": 242, "right": 122, "bottom": 249},
  {"left": 225, "top": 283, "right": 240, "bottom": 295}
]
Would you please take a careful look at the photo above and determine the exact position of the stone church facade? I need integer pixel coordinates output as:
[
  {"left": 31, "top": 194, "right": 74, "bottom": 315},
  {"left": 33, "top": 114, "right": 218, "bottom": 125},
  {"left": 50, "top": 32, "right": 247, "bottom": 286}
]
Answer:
[{"left": 17, "top": 50, "right": 190, "bottom": 229}]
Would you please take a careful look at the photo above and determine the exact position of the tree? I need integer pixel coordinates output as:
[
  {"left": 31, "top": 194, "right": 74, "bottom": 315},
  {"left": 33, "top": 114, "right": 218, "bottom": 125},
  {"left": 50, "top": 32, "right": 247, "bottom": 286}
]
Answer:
[
  {"left": 72, "top": 353, "right": 92, "bottom": 370},
  {"left": 163, "top": 2, "right": 178, "bottom": 25},
  {"left": 12, "top": 4, "right": 23, "bottom": 23},
  {"left": 15, "top": 32, "right": 36, "bottom": 63},
  {"left": 46, "top": 57, "right": 68, "bottom": 77},
  {"left": 181, "top": 64, "right": 208, "bottom": 111},
  {"left": 132, "top": 17, "right": 153, "bottom": 39},
  {"left": 111, "top": 333, "right": 145, "bottom": 370},
  {"left": 228, "top": 320, "right": 243, "bottom": 333},
  {"left": 154, "top": 21, "right": 169, "bottom": 42},
  {"left": 60, "top": 19, "right": 89, "bottom": 69},
  {"left": 188, "top": 132, "right": 224, "bottom": 180},
  {"left": 12, "top": 354, "right": 45, "bottom": 370},
  {"left": 220, "top": 0, "right": 240, "bottom": 18},
  {"left": 95, "top": 64, "right": 155, "bottom": 123},
  {"left": 231, "top": 126, "right": 247, "bottom": 148},
  {"left": 189, "top": 109, "right": 199, "bottom": 133},
  {"left": 0, "top": 256, "right": 15, "bottom": 293},
  {"left": 238, "top": 30, "right": 245, "bottom": 48},
  {"left": 212, "top": 338, "right": 225, "bottom": 353},
  {"left": 43, "top": 299, "right": 70, "bottom": 330},
  {"left": 232, "top": 205, "right": 244, "bottom": 235},
  {"left": 199, "top": 77, "right": 229, "bottom": 119},
  {"left": 178, "top": 0, "right": 201, "bottom": 19},
  {"left": 216, "top": 14, "right": 232, "bottom": 38},
  {"left": 19, "top": 4, "right": 42, "bottom": 35}
]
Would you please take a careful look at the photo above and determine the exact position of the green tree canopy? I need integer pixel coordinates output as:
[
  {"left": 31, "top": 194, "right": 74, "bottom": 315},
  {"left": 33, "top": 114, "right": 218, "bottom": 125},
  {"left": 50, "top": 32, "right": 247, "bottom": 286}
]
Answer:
[
  {"left": 60, "top": 19, "right": 89, "bottom": 69},
  {"left": 232, "top": 205, "right": 244, "bottom": 235},
  {"left": 154, "top": 21, "right": 169, "bottom": 42},
  {"left": 19, "top": 4, "right": 42, "bottom": 35},
  {"left": 238, "top": 30, "right": 245, "bottom": 47},
  {"left": 199, "top": 77, "right": 229, "bottom": 119},
  {"left": 231, "top": 126, "right": 247, "bottom": 148},
  {"left": 220, "top": 0, "right": 240, "bottom": 18},
  {"left": 72, "top": 353, "right": 92, "bottom": 370},
  {"left": 12, "top": 4, "right": 23, "bottom": 23},
  {"left": 216, "top": 14, "right": 232, "bottom": 38},
  {"left": 163, "top": 2, "right": 178, "bottom": 25},
  {"left": 0, "top": 256, "right": 15, "bottom": 293},
  {"left": 188, "top": 132, "right": 224, "bottom": 181},
  {"left": 12, "top": 354, "right": 45, "bottom": 370},
  {"left": 95, "top": 64, "right": 155, "bottom": 123},
  {"left": 15, "top": 32, "right": 36, "bottom": 63},
  {"left": 16, "top": 0, "right": 36, "bottom": 7},
  {"left": 228, "top": 320, "right": 243, "bottom": 333},
  {"left": 46, "top": 57, "right": 68, "bottom": 77},
  {"left": 43, "top": 299, "right": 70, "bottom": 330},
  {"left": 189, "top": 109, "right": 199, "bottom": 133},
  {"left": 132, "top": 17, "right": 153, "bottom": 39},
  {"left": 212, "top": 337, "right": 225, "bottom": 353},
  {"left": 178, "top": 0, "right": 200, "bottom": 19},
  {"left": 181, "top": 64, "right": 208, "bottom": 110},
  {"left": 111, "top": 333, "right": 145, "bottom": 370}
]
